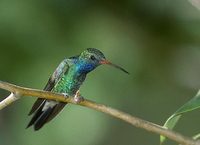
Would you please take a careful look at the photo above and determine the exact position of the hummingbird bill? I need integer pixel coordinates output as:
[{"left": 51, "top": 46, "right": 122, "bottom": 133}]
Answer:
[{"left": 27, "top": 48, "right": 129, "bottom": 130}]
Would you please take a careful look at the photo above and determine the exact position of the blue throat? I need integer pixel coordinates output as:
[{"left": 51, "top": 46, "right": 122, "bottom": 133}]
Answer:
[{"left": 76, "top": 61, "right": 96, "bottom": 74}]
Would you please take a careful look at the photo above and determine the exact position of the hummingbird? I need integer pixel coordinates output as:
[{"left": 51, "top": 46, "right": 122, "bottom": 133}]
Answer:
[{"left": 27, "top": 48, "right": 129, "bottom": 130}]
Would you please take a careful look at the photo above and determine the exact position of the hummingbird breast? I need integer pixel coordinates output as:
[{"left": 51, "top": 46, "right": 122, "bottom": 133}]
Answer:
[{"left": 52, "top": 65, "right": 86, "bottom": 96}]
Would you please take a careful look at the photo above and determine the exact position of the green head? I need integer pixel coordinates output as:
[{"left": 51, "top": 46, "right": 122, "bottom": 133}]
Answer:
[{"left": 78, "top": 48, "right": 129, "bottom": 74}]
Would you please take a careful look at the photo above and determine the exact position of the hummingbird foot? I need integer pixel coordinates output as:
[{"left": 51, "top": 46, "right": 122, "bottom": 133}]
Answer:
[
  {"left": 62, "top": 93, "right": 69, "bottom": 98},
  {"left": 74, "top": 90, "right": 84, "bottom": 103}
]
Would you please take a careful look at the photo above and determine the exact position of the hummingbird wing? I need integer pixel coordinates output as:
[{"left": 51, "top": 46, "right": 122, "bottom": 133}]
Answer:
[
  {"left": 28, "top": 59, "right": 69, "bottom": 115},
  {"left": 27, "top": 59, "right": 71, "bottom": 130}
]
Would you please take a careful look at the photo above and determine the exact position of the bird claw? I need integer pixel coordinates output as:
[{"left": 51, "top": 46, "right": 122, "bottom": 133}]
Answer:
[
  {"left": 62, "top": 93, "right": 69, "bottom": 98},
  {"left": 74, "top": 90, "right": 84, "bottom": 103}
]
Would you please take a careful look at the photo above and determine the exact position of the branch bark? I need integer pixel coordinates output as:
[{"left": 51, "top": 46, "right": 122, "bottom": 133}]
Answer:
[
  {"left": 0, "top": 80, "right": 199, "bottom": 145},
  {"left": 0, "top": 92, "right": 21, "bottom": 110},
  {"left": 188, "top": 0, "right": 200, "bottom": 10}
]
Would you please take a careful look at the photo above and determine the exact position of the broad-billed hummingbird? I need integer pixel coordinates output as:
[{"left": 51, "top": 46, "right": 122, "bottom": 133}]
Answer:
[{"left": 27, "top": 48, "right": 128, "bottom": 130}]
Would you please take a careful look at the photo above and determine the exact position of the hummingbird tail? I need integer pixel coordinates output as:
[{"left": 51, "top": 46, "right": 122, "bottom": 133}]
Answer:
[
  {"left": 27, "top": 101, "right": 66, "bottom": 131},
  {"left": 34, "top": 107, "right": 54, "bottom": 130}
]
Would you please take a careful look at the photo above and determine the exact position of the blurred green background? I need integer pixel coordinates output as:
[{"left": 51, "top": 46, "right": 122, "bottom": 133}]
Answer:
[{"left": 1, "top": 0, "right": 200, "bottom": 145}]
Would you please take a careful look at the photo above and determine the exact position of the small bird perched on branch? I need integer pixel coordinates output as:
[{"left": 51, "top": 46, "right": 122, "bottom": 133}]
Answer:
[{"left": 27, "top": 48, "right": 129, "bottom": 130}]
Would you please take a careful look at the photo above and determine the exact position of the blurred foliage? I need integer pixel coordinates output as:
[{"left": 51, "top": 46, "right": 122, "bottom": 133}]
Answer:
[
  {"left": 161, "top": 89, "right": 200, "bottom": 144},
  {"left": 1, "top": 0, "right": 200, "bottom": 145}
]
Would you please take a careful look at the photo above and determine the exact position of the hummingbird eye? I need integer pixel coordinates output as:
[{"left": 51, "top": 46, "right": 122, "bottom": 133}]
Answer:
[{"left": 90, "top": 55, "right": 96, "bottom": 61}]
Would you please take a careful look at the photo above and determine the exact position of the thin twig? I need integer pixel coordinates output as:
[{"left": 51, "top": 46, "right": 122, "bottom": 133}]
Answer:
[
  {"left": 0, "top": 92, "right": 21, "bottom": 110},
  {"left": 0, "top": 81, "right": 199, "bottom": 145}
]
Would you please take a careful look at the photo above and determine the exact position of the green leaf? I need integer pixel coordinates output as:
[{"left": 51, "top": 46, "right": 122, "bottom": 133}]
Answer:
[
  {"left": 160, "top": 115, "right": 181, "bottom": 144},
  {"left": 160, "top": 90, "right": 200, "bottom": 144},
  {"left": 174, "top": 91, "right": 200, "bottom": 115}
]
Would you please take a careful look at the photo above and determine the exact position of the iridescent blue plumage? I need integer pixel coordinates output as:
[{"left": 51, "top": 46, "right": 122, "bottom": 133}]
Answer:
[{"left": 27, "top": 48, "right": 128, "bottom": 130}]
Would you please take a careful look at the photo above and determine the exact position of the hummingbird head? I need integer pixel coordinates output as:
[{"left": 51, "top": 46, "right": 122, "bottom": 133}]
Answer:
[{"left": 78, "top": 48, "right": 129, "bottom": 74}]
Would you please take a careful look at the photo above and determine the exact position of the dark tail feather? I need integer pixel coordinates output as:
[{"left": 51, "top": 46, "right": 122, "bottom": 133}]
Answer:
[
  {"left": 26, "top": 102, "right": 45, "bottom": 128},
  {"left": 45, "top": 103, "right": 66, "bottom": 122},
  {"left": 27, "top": 102, "right": 67, "bottom": 131},
  {"left": 26, "top": 106, "right": 55, "bottom": 131},
  {"left": 34, "top": 107, "right": 54, "bottom": 131},
  {"left": 28, "top": 98, "right": 44, "bottom": 116}
]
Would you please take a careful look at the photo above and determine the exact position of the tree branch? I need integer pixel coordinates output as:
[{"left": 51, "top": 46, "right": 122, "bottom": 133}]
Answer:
[
  {"left": 0, "top": 80, "right": 199, "bottom": 145},
  {"left": 188, "top": 0, "right": 200, "bottom": 10}
]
